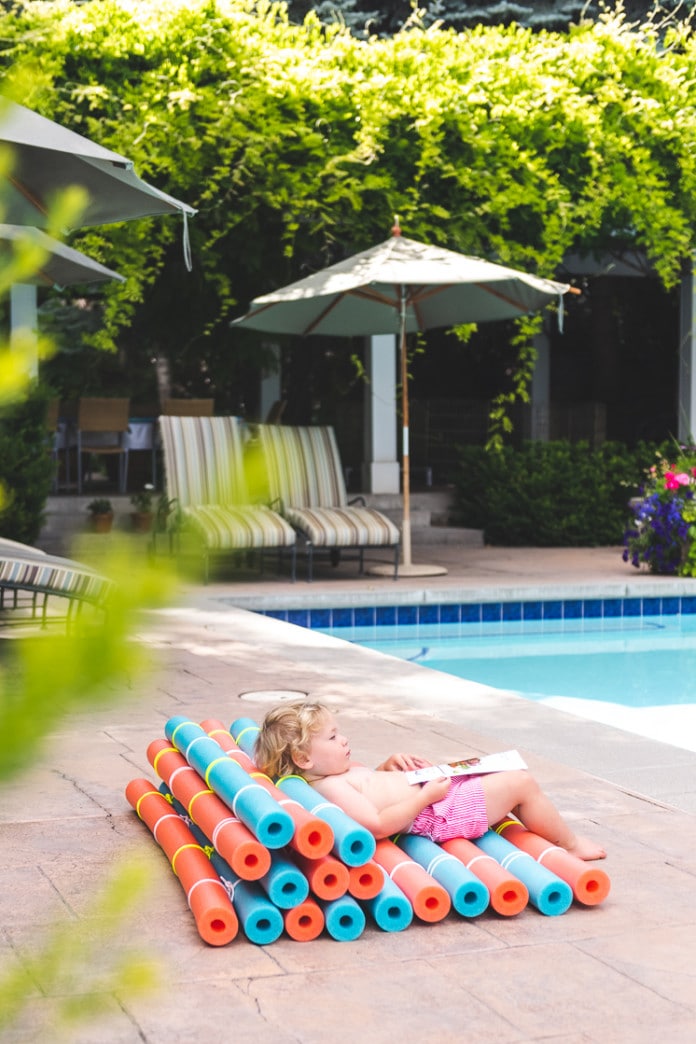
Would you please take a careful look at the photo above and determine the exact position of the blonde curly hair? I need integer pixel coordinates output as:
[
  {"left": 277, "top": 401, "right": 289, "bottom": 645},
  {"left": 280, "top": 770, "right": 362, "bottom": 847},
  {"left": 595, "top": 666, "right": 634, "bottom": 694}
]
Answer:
[{"left": 254, "top": 700, "right": 330, "bottom": 780}]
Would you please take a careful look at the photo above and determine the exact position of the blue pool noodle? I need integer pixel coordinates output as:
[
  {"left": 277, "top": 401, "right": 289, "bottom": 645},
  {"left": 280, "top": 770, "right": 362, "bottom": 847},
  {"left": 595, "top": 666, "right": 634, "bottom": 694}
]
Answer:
[
  {"left": 230, "top": 716, "right": 261, "bottom": 758},
  {"left": 276, "top": 775, "right": 376, "bottom": 868},
  {"left": 321, "top": 894, "right": 366, "bottom": 942},
  {"left": 260, "top": 850, "right": 310, "bottom": 910},
  {"left": 362, "top": 874, "right": 413, "bottom": 933},
  {"left": 475, "top": 830, "right": 573, "bottom": 916},
  {"left": 165, "top": 716, "right": 294, "bottom": 850},
  {"left": 396, "top": 833, "right": 489, "bottom": 918}
]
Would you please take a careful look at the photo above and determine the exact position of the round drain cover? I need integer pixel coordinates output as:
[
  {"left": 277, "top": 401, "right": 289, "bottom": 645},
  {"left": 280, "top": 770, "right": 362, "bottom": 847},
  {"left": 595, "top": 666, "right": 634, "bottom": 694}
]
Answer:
[{"left": 238, "top": 689, "right": 308, "bottom": 703}]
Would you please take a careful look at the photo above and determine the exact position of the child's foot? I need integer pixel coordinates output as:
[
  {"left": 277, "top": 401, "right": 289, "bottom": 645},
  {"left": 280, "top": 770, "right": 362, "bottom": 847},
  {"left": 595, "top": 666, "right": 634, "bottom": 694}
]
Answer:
[{"left": 565, "top": 835, "right": 606, "bottom": 861}]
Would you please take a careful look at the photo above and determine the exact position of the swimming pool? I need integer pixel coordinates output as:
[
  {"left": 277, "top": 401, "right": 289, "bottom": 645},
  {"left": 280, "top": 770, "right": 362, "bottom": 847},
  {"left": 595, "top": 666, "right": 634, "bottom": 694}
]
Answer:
[{"left": 259, "top": 594, "right": 696, "bottom": 752}]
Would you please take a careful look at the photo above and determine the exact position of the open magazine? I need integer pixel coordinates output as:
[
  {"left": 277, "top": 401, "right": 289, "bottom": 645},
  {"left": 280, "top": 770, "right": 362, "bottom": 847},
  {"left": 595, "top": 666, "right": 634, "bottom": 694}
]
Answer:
[{"left": 405, "top": 749, "right": 528, "bottom": 785}]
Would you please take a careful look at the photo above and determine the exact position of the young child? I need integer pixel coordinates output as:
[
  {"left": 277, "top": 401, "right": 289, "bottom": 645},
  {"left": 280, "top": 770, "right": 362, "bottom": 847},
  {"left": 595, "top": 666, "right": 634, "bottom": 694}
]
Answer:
[{"left": 254, "top": 700, "right": 606, "bottom": 861}]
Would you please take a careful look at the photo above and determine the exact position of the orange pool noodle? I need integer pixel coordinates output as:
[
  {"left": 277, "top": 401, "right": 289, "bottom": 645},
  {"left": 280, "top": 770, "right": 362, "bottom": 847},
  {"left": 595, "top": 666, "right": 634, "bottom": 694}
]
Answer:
[
  {"left": 347, "top": 860, "right": 384, "bottom": 901},
  {"left": 441, "top": 836, "right": 528, "bottom": 916},
  {"left": 198, "top": 720, "right": 334, "bottom": 860},
  {"left": 283, "top": 896, "right": 325, "bottom": 942},
  {"left": 373, "top": 839, "right": 451, "bottom": 923},
  {"left": 495, "top": 819, "right": 611, "bottom": 906},
  {"left": 292, "top": 851, "right": 350, "bottom": 901},
  {"left": 147, "top": 738, "right": 270, "bottom": 881},
  {"left": 125, "top": 777, "right": 238, "bottom": 946}
]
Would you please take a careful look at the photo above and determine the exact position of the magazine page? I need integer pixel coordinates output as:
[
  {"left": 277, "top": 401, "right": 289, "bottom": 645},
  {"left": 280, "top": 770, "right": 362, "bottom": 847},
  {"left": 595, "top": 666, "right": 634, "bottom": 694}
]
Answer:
[{"left": 405, "top": 749, "right": 528, "bottom": 785}]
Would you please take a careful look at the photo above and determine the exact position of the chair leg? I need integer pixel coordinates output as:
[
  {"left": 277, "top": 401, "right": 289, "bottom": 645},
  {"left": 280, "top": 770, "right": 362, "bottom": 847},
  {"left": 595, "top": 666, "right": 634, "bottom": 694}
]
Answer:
[
  {"left": 290, "top": 544, "right": 296, "bottom": 583},
  {"left": 307, "top": 545, "right": 314, "bottom": 583},
  {"left": 393, "top": 544, "right": 399, "bottom": 580}
]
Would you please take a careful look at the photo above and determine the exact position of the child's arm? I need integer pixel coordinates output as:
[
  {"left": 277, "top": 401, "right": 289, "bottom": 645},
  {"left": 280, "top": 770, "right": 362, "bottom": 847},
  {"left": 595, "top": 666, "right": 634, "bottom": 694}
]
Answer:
[
  {"left": 315, "top": 773, "right": 450, "bottom": 839},
  {"left": 376, "top": 753, "right": 433, "bottom": 772}
]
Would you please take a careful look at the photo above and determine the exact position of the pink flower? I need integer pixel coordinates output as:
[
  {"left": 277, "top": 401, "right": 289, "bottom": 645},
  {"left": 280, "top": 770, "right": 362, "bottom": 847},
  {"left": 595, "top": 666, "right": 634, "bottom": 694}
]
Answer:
[
  {"left": 676, "top": 472, "right": 692, "bottom": 486},
  {"left": 664, "top": 471, "right": 679, "bottom": 489}
]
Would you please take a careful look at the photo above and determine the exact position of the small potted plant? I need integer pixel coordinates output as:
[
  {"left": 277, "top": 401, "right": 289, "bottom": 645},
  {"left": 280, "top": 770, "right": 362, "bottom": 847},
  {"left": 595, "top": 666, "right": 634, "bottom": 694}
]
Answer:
[
  {"left": 130, "top": 484, "right": 155, "bottom": 533},
  {"left": 87, "top": 497, "right": 114, "bottom": 533}
]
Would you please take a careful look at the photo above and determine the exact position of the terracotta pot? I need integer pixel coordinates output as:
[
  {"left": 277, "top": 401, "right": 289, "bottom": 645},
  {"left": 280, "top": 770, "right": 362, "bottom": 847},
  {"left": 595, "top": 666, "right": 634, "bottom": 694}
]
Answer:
[
  {"left": 131, "top": 511, "right": 154, "bottom": 533},
  {"left": 90, "top": 512, "right": 114, "bottom": 533}
]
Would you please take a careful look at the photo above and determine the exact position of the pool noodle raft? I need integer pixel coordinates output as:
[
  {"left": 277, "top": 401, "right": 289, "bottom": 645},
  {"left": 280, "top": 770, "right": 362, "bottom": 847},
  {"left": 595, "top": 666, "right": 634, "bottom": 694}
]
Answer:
[
  {"left": 494, "top": 818, "right": 611, "bottom": 906},
  {"left": 441, "top": 836, "right": 528, "bottom": 916},
  {"left": 125, "top": 778, "right": 238, "bottom": 946},
  {"left": 373, "top": 838, "right": 451, "bottom": 923},
  {"left": 396, "top": 833, "right": 489, "bottom": 918},
  {"left": 165, "top": 717, "right": 295, "bottom": 850},
  {"left": 147, "top": 738, "right": 271, "bottom": 881},
  {"left": 201, "top": 718, "right": 335, "bottom": 860},
  {"left": 475, "top": 830, "right": 573, "bottom": 916}
]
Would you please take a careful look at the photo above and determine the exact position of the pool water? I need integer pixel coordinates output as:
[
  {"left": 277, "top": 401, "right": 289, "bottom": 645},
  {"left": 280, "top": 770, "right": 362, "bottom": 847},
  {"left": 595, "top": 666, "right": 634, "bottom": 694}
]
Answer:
[{"left": 335, "top": 615, "right": 696, "bottom": 709}]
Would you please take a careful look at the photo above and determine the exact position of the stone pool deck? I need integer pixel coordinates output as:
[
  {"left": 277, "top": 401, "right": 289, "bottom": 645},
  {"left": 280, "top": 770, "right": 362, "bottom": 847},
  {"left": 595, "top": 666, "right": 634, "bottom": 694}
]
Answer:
[{"left": 1, "top": 544, "right": 696, "bottom": 1042}]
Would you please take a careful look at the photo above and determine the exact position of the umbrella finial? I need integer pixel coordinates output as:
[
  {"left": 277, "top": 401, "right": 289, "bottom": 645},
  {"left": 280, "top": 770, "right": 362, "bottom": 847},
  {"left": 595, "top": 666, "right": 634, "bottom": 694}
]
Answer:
[{"left": 391, "top": 215, "right": 402, "bottom": 236}]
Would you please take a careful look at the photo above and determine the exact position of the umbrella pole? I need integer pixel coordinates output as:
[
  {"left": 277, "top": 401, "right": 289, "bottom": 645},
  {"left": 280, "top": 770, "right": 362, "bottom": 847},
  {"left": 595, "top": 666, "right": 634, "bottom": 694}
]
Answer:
[
  {"left": 400, "top": 319, "right": 413, "bottom": 568},
  {"left": 373, "top": 297, "right": 445, "bottom": 578}
]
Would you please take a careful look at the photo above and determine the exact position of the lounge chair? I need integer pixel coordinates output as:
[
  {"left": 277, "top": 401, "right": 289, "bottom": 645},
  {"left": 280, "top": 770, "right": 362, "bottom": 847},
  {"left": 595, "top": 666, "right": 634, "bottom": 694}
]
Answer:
[
  {"left": 254, "top": 424, "right": 400, "bottom": 581},
  {"left": 0, "top": 537, "right": 113, "bottom": 629},
  {"left": 158, "top": 415, "right": 296, "bottom": 581}
]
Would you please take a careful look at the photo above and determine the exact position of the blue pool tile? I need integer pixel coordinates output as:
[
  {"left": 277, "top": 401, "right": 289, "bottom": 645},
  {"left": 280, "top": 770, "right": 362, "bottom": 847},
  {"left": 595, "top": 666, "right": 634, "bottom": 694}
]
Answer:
[
  {"left": 331, "top": 607, "right": 354, "bottom": 628},
  {"left": 376, "top": 605, "right": 397, "bottom": 626},
  {"left": 263, "top": 609, "right": 287, "bottom": 622},
  {"left": 641, "top": 596, "right": 662, "bottom": 617},
  {"left": 562, "top": 600, "right": 583, "bottom": 619},
  {"left": 542, "top": 600, "right": 563, "bottom": 620},
  {"left": 460, "top": 603, "right": 481, "bottom": 623},
  {"left": 681, "top": 596, "right": 696, "bottom": 615},
  {"left": 287, "top": 609, "right": 310, "bottom": 628},
  {"left": 602, "top": 598, "right": 623, "bottom": 618},
  {"left": 502, "top": 602, "right": 522, "bottom": 621},
  {"left": 354, "top": 607, "right": 376, "bottom": 627},
  {"left": 419, "top": 604, "right": 440, "bottom": 624},
  {"left": 622, "top": 598, "right": 641, "bottom": 617},
  {"left": 440, "top": 603, "right": 460, "bottom": 623},
  {"left": 397, "top": 605, "right": 418, "bottom": 625},
  {"left": 661, "top": 597, "right": 680, "bottom": 616},
  {"left": 309, "top": 608, "right": 331, "bottom": 629},
  {"left": 482, "top": 603, "right": 502, "bottom": 622},
  {"left": 522, "top": 601, "right": 542, "bottom": 620},
  {"left": 583, "top": 599, "right": 603, "bottom": 618}
]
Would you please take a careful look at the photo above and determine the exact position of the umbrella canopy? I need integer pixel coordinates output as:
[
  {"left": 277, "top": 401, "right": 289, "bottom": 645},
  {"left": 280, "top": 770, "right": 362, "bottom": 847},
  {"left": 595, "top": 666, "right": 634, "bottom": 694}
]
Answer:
[
  {"left": 233, "top": 224, "right": 575, "bottom": 573},
  {"left": 0, "top": 99, "right": 196, "bottom": 233},
  {"left": 0, "top": 223, "right": 124, "bottom": 286}
]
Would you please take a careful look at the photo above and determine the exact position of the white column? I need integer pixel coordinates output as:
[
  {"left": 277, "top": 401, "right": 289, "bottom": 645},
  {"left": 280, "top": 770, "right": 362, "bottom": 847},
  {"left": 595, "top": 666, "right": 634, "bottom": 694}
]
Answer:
[
  {"left": 679, "top": 262, "right": 696, "bottom": 442},
  {"left": 10, "top": 283, "right": 39, "bottom": 379},
  {"left": 529, "top": 331, "right": 550, "bottom": 441},
  {"left": 362, "top": 333, "right": 399, "bottom": 492},
  {"left": 259, "top": 340, "right": 281, "bottom": 422}
]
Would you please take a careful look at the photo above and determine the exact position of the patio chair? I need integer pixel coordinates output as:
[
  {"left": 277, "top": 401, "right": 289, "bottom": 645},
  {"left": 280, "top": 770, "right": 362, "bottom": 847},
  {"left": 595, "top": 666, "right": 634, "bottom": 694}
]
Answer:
[
  {"left": 161, "top": 398, "right": 214, "bottom": 416},
  {"left": 254, "top": 424, "right": 400, "bottom": 581},
  {"left": 75, "top": 397, "right": 130, "bottom": 494},
  {"left": 158, "top": 415, "right": 296, "bottom": 581},
  {"left": 0, "top": 537, "right": 114, "bottom": 630}
]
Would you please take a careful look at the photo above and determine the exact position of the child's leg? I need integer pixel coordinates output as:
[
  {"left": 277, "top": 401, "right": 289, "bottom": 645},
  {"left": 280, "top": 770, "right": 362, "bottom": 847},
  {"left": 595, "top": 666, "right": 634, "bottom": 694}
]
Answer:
[{"left": 480, "top": 770, "right": 606, "bottom": 860}]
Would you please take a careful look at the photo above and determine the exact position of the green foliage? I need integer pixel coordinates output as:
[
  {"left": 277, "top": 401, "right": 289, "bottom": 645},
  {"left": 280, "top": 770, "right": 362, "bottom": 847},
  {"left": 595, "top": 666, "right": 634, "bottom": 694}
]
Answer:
[
  {"left": 3, "top": 3, "right": 696, "bottom": 422},
  {"left": 0, "top": 385, "right": 55, "bottom": 543},
  {"left": 452, "top": 439, "right": 652, "bottom": 545}
]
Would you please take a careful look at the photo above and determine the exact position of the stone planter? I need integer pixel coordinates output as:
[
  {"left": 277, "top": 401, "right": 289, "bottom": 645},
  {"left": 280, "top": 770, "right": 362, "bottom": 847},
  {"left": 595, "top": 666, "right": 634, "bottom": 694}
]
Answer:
[
  {"left": 90, "top": 512, "right": 114, "bottom": 534},
  {"left": 131, "top": 511, "right": 154, "bottom": 533}
]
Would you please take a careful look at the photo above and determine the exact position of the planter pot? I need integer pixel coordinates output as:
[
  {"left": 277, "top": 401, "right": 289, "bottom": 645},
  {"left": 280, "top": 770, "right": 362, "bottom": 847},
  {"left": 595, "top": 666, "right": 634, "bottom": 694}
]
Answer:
[
  {"left": 131, "top": 511, "right": 154, "bottom": 533},
  {"left": 90, "top": 512, "right": 114, "bottom": 533}
]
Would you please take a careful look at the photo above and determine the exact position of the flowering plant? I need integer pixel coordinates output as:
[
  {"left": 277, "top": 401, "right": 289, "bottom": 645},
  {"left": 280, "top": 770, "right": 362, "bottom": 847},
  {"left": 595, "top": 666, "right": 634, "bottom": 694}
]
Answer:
[
  {"left": 623, "top": 445, "right": 696, "bottom": 575},
  {"left": 130, "top": 484, "right": 154, "bottom": 513}
]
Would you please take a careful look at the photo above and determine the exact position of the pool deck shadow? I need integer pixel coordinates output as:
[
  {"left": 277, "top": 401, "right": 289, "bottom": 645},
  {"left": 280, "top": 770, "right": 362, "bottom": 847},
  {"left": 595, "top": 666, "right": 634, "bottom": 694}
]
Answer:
[{"left": 2, "top": 544, "right": 696, "bottom": 1042}]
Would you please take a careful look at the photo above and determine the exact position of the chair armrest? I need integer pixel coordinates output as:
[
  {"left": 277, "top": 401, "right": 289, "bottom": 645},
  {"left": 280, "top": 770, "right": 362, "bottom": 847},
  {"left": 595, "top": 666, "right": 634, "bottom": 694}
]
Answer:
[{"left": 348, "top": 495, "right": 366, "bottom": 506}]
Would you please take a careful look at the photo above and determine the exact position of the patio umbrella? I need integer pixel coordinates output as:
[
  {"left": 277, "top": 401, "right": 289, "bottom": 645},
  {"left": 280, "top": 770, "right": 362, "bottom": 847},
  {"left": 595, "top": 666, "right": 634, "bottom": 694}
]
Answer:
[
  {"left": 233, "top": 222, "right": 576, "bottom": 576},
  {"left": 0, "top": 98, "right": 195, "bottom": 252},
  {"left": 0, "top": 223, "right": 124, "bottom": 287}
]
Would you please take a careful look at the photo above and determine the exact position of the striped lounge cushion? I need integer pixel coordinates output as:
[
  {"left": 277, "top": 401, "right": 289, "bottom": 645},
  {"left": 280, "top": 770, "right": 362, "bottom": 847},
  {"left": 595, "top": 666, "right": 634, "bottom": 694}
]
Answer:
[
  {"left": 159, "top": 415, "right": 295, "bottom": 550},
  {"left": 0, "top": 551, "right": 113, "bottom": 605},
  {"left": 256, "top": 424, "right": 400, "bottom": 548}
]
